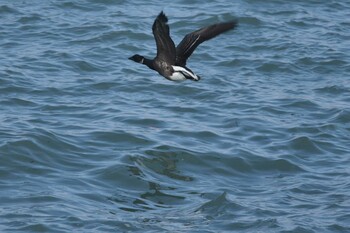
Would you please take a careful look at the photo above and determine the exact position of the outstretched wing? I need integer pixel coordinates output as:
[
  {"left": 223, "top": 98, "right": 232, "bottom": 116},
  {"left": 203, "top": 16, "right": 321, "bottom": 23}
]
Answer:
[
  {"left": 152, "top": 11, "right": 176, "bottom": 64},
  {"left": 176, "top": 21, "right": 238, "bottom": 66}
]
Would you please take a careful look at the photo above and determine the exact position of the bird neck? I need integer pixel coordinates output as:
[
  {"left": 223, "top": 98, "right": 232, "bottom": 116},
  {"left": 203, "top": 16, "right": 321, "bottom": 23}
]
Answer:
[{"left": 142, "top": 57, "right": 155, "bottom": 70}]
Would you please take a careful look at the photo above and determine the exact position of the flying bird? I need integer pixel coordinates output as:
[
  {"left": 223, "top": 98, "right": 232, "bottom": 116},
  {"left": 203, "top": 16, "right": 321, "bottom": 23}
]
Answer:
[{"left": 129, "top": 11, "right": 238, "bottom": 81}]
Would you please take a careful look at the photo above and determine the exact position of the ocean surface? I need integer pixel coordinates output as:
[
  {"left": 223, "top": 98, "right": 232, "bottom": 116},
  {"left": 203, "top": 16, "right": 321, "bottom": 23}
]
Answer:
[{"left": 1, "top": 0, "right": 350, "bottom": 232}]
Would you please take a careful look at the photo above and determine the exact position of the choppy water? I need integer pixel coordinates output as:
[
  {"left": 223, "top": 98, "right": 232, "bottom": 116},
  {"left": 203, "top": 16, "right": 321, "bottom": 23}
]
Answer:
[{"left": 1, "top": 0, "right": 350, "bottom": 232}]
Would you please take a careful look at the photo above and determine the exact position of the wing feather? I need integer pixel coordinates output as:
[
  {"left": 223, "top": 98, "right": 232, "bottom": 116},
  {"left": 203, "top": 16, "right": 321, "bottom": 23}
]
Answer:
[
  {"left": 176, "top": 21, "right": 238, "bottom": 66},
  {"left": 152, "top": 11, "right": 176, "bottom": 64}
]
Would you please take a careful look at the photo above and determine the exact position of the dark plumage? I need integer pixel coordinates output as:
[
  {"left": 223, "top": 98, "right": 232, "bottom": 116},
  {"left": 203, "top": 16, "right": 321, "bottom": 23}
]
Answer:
[{"left": 129, "top": 11, "right": 238, "bottom": 81}]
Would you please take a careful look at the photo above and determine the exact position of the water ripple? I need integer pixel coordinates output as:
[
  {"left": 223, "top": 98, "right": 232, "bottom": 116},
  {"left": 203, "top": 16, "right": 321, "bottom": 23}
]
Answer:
[{"left": 1, "top": 1, "right": 350, "bottom": 232}]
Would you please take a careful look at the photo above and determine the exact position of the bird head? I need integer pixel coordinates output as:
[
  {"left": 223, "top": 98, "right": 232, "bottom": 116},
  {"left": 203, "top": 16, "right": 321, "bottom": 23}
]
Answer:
[{"left": 128, "top": 54, "right": 144, "bottom": 64}]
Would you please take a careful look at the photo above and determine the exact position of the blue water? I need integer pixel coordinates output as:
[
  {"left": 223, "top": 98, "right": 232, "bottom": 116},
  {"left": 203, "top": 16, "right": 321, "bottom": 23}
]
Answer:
[{"left": 1, "top": 1, "right": 350, "bottom": 232}]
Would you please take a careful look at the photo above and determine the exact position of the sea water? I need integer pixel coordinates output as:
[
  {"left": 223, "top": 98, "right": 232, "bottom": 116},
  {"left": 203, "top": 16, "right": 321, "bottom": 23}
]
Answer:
[{"left": 1, "top": 1, "right": 349, "bottom": 232}]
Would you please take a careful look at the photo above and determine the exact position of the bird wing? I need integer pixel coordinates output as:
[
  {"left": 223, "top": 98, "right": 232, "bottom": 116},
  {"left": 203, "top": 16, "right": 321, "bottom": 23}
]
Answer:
[
  {"left": 176, "top": 21, "right": 238, "bottom": 66},
  {"left": 152, "top": 11, "right": 176, "bottom": 64}
]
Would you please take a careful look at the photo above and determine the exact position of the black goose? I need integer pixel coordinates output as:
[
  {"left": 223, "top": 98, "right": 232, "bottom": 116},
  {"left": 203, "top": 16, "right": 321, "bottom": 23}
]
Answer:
[{"left": 129, "top": 11, "right": 238, "bottom": 81}]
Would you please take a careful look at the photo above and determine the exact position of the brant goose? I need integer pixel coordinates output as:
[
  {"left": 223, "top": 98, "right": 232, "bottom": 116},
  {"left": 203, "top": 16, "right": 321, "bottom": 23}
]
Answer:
[{"left": 129, "top": 11, "right": 238, "bottom": 81}]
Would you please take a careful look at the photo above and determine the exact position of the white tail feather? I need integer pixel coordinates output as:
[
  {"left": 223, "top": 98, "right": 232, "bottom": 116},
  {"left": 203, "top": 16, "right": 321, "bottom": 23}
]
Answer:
[{"left": 171, "top": 66, "right": 200, "bottom": 81}]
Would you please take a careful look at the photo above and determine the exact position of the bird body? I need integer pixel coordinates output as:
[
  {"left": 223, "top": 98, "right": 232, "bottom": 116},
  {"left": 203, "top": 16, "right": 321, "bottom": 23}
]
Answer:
[{"left": 129, "top": 11, "right": 237, "bottom": 81}]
